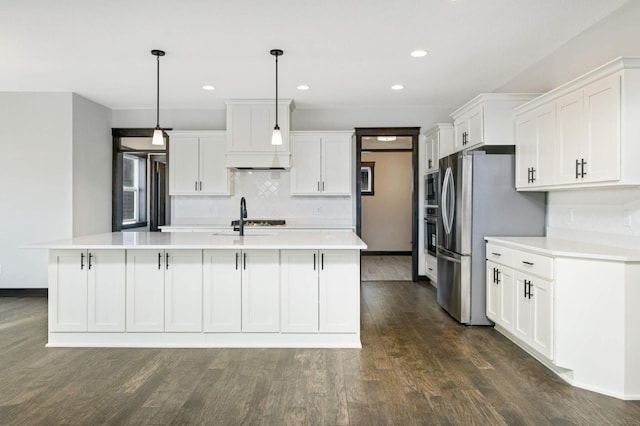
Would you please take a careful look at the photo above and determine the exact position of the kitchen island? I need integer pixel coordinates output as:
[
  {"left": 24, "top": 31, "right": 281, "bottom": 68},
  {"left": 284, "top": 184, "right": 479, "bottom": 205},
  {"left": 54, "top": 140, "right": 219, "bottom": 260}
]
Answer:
[{"left": 35, "top": 230, "right": 366, "bottom": 348}]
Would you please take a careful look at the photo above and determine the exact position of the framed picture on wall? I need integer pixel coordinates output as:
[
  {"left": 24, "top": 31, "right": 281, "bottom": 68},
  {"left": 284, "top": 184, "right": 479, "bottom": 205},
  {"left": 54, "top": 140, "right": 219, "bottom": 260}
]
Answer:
[{"left": 361, "top": 162, "right": 375, "bottom": 196}]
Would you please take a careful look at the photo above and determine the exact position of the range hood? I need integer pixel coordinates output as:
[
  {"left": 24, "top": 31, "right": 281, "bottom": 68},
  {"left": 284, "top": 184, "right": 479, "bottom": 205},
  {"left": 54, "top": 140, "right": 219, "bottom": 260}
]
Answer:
[{"left": 225, "top": 99, "right": 294, "bottom": 169}]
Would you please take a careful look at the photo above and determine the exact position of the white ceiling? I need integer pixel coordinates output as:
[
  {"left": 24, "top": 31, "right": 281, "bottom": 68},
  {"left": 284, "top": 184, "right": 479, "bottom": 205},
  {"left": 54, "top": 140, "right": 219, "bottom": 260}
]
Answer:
[{"left": 0, "top": 0, "right": 629, "bottom": 110}]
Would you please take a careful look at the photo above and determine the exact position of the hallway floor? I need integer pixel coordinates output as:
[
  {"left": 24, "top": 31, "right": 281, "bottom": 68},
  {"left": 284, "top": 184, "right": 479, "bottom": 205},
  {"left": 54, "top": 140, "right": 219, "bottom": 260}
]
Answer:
[{"left": 360, "top": 255, "right": 412, "bottom": 281}]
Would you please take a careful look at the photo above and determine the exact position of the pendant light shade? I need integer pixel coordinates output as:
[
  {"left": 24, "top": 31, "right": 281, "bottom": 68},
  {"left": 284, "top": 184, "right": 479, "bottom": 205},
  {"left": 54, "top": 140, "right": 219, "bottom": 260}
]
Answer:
[
  {"left": 270, "top": 49, "right": 283, "bottom": 145},
  {"left": 151, "top": 49, "right": 165, "bottom": 146}
]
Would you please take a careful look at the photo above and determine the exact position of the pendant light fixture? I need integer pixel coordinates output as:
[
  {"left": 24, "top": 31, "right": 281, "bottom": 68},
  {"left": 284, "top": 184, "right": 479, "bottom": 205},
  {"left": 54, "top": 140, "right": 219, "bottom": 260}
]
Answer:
[
  {"left": 270, "top": 49, "right": 283, "bottom": 145},
  {"left": 151, "top": 49, "right": 166, "bottom": 146}
]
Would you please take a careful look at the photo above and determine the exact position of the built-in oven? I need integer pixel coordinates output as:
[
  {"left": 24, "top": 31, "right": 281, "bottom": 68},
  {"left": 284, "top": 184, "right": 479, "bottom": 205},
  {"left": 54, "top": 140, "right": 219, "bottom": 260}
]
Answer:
[
  {"left": 424, "top": 215, "right": 437, "bottom": 257},
  {"left": 424, "top": 171, "right": 439, "bottom": 257}
]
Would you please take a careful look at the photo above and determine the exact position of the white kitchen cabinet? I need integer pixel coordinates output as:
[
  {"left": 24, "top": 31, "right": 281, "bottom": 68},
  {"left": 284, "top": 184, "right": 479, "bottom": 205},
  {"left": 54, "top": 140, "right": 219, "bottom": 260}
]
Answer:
[
  {"left": 424, "top": 124, "right": 453, "bottom": 169},
  {"left": 515, "top": 102, "right": 556, "bottom": 189},
  {"left": 425, "top": 253, "right": 437, "bottom": 284},
  {"left": 280, "top": 250, "right": 320, "bottom": 332},
  {"left": 485, "top": 241, "right": 554, "bottom": 360},
  {"left": 241, "top": 250, "right": 280, "bottom": 332},
  {"left": 203, "top": 250, "right": 242, "bottom": 332},
  {"left": 451, "top": 94, "right": 537, "bottom": 153},
  {"left": 168, "top": 131, "right": 230, "bottom": 195},
  {"left": 225, "top": 100, "right": 294, "bottom": 168},
  {"left": 49, "top": 249, "right": 125, "bottom": 332},
  {"left": 290, "top": 131, "right": 353, "bottom": 195},
  {"left": 319, "top": 250, "right": 360, "bottom": 333},
  {"left": 126, "top": 249, "right": 202, "bottom": 332},
  {"left": 164, "top": 250, "right": 202, "bottom": 332},
  {"left": 515, "top": 57, "right": 640, "bottom": 191}
]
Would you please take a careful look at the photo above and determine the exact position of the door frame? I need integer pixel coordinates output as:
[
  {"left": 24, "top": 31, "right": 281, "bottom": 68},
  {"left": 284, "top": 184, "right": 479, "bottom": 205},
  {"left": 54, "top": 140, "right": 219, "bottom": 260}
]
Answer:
[{"left": 354, "top": 127, "right": 421, "bottom": 281}]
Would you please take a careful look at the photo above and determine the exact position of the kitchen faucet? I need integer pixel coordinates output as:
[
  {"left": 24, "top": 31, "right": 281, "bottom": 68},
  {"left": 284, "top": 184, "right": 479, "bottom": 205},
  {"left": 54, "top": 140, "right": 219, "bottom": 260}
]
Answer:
[{"left": 238, "top": 197, "right": 247, "bottom": 236}]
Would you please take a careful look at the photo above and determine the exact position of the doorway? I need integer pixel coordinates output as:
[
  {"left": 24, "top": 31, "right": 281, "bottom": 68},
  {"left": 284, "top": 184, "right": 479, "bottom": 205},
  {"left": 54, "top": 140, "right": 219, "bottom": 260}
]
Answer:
[
  {"left": 112, "top": 129, "right": 170, "bottom": 232},
  {"left": 355, "top": 127, "right": 420, "bottom": 281}
]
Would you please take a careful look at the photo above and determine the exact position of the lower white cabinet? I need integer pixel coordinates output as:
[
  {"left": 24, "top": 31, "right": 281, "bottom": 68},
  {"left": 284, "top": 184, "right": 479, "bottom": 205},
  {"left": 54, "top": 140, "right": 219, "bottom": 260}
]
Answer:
[
  {"left": 49, "top": 250, "right": 125, "bottom": 332},
  {"left": 203, "top": 249, "right": 280, "bottom": 333},
  {"left": 425, "top": 253, "right": 437, "bottom": 284},
  {"left": 485, "top": 243, "right": 553, "bottom": 360},
  {"left": 280, "top": 249, "right": 360, "bottom": 333},
  {"left": 126, "top": 249, "right": 202, "bottom": 332}
]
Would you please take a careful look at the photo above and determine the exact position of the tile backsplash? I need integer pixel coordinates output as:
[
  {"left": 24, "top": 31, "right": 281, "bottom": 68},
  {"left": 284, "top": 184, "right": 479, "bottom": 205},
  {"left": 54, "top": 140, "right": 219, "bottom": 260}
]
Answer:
[{"left": 171, "top": 170, "right": 354, "bottom": 227}]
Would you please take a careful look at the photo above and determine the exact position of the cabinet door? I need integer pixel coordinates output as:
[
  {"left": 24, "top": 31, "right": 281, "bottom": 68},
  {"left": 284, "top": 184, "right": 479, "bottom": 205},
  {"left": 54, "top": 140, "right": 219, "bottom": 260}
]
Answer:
[
  {"left": 515, "top": 112, "right": 537, "bottom": 188},
  {"left": 319, "top": 250, "right": 360, "bottom": 333},
  {"left": 556, "top": 90, "right": 585, "bottom": 184},
  {"left": 169, "top": 136, "right": 200, "bottom": 195},
  {"left": 583, "top": 74, "right": 621, "bottom": 183},
  {"left": 280, "top": 250, "right": 319, "bottom": 333},
  {"left": 290, "top": 134, "right": 322, "bottom": 194},
  {"left": 425, "top": 253, "right": 437, "bottom": 283},
  {"left": 49, "top": 250, "right": 88, "bottom": 332},
  {"left": 126, "top": 250, "right": 165, "bottom": 332},
  {"left": 486, "top": 261, "right": 501, "bottom": 323},
  {"left": 530, "top": 277, "right": 553, "bottom": 360},
  {"left": 513, "top": 272, "right": 532, "bottom": 343},
  {"left": 321, "top": 135, "right": 352, "bottom": 195},
  {"left": 498, "top": 266, "right": 515, "bottom": 332},
  {"left": 536, "top": 103, "right": 557, "bottom": 187},
  {"left": 453, "top": 118, "right": 468, "bottom": 152},
  {"left": 203, "top": 250, "right": 242, "bottom": 332},
  {"left": 242, "top": 250, "right": 280, "bottom": 332},
  {"left": 87, "top": 250, "right": 125, "bottom": 332},
  {"left": 467, "top": 106, "right": 484, "bottom": 148},
  {"left": 199, "top": 135, "right": 230, "bottom": 195},
  {"left": 425, "top": 135, "right": 437, "bottom": 172},
  {"left": 164, "top": 250, "right": 203, "bottom": 332}
]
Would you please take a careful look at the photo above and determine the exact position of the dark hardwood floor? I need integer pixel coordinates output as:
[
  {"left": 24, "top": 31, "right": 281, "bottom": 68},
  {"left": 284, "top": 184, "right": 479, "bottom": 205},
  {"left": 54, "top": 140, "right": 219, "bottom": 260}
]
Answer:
[{"left": 1, "top": 283, "right": 639, "bottom": 425}]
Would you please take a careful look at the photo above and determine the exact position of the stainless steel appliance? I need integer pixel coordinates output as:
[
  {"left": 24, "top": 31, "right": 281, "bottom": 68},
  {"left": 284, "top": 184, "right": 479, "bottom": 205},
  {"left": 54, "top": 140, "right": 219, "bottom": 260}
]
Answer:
[{"left": 437, "top": 149, "right": 545, "bottom": 325}]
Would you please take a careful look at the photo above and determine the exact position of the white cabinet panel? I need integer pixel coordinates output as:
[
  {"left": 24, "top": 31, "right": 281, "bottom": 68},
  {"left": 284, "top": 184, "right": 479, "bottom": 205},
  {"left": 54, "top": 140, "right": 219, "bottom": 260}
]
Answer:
[
  {"left": 290, "top": 131, "right": 352, "bottom": 196},
  {"left": 169, "top": 131, "right": 230, "bottom": 195},
  {"left": 556, "top": 90, "right": 586, "bottom": 184},
  {"left": 87, "top": 250, "right": 125, "bottom": 332},
  {"left": 164, "top": 250, "right": 202, "bottom": 332},
  {"left": 203, "top": 250, "right": 242, "bottom": 332},
  {"left": 241, "top": 250, "right": 280, "bottom": 332},
  {"left": 126, "top": 250, "right": 165, "bottom": 332},
  {"left": 280, "top": 250, "right": 319, "bottom": 333},
  {"left": 514, "top": 272, "right": 553, "bottom": 359},
  {"left": 516, "top": 103, "right": 556, "bottom": 188},
  {"left": 486, "top": 260, "right": 515, "bottom": 332},
  {"left": 49, "top": 250, "right": 88, "bottom": 332},
  {"left": 319, "top": 250, "right": 359, "bottom": 333}
]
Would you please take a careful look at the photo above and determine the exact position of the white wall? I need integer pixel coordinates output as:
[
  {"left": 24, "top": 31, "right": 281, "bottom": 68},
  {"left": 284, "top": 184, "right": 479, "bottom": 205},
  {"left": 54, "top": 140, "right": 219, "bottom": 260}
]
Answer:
[
  {"left": 72, "top": 94, "right": 112, "bottom": 237},
  {"left": 498, "top": 0, "right": 640, "bottom": 249},
  {"left": 0, "top": 93, "right": 73, "bottom": 288},
  {"left": 361, "top": 151, "right": 413, "bottom": 252}
]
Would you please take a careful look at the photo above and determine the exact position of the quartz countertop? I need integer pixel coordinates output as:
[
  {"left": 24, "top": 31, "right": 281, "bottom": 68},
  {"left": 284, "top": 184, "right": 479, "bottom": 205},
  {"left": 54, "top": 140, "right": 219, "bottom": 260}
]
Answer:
[
  {"left": 485, "top": 236, "right": 640, "bottom": 262},
  {"left": 29, "top": 230, "right": 367, "bottom": 250},
  {"left": 159, "top": 224, "right": 355, "bottom": 231}
]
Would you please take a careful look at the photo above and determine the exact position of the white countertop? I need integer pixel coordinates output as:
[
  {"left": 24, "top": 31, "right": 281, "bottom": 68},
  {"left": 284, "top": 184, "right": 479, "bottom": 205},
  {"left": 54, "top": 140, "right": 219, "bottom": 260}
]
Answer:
[
  {"left": 485, "top": 236, "right": 640, "bottom": 262},
  {"left": 159, "top": 224, "right": 355, "bottom": 231},
  {"left": 29, "top": 230, "right": 367, "bottom": 250}
]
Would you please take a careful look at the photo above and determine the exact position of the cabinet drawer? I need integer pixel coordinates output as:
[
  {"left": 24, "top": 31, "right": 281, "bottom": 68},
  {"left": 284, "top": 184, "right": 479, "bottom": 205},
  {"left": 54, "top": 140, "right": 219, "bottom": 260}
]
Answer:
[
  {"left": 486, "top": 243, "right": 513, "bottom": 267},
  {"left": 513, "top": 250, "right": 553, "bottom": 280}
]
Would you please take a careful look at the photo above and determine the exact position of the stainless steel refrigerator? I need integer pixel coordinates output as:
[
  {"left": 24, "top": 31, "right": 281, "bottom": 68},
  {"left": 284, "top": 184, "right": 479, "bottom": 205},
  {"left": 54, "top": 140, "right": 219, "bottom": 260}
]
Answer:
[{"left": 437, "top": 149, "right": 545, "bottom": 325}]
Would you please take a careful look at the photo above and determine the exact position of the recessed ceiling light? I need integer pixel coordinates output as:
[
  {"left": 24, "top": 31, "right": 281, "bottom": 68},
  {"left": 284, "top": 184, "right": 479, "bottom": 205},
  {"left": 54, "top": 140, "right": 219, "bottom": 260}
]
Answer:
[
  {"left": 202, "top": 85, "right": 215, "bottom": 91},
  {"left": 297, "top": 85, "right": 309, "bottom": 90},
  {"left": 377, "top": 136, "right": 397, "bottom": 142},
  {"left": 411, "top": 50, "right": 428, "bottom": 57},
  {"left": 391, "top": 84, "right": 404, "bottom": 90}
]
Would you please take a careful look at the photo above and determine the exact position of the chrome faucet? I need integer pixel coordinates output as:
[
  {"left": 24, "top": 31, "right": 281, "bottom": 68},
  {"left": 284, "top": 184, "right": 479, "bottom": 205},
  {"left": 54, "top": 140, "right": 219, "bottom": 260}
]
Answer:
[{"left": 239, "top": 197, "right": 247, "bottom": 236}]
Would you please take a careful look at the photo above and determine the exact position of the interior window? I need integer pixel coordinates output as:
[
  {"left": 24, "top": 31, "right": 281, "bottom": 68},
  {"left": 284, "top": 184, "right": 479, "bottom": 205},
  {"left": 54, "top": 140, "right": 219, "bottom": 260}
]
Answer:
[{"left": 122, "top": 154, "right": 146, "bottom": 226}]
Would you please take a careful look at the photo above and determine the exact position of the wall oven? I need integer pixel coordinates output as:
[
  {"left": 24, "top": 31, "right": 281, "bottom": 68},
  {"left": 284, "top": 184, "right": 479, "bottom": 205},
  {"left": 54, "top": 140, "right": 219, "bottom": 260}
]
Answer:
[{"left": 424, "top": 171, "right": 439, "bottom": 257}]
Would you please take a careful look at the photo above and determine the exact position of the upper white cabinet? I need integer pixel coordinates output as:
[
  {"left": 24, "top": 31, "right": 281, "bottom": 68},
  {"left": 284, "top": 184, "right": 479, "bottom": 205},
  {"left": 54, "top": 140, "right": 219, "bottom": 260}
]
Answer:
[
  {"left": 515, "top": 57, "right": 640, "bottom": 191},
  {"left": 451, "top": 94, "right": 537, "bottom": 153},
  {"left": 290, "top": 131, "right": 353, "bottom": 196},
  {"left": 423, "top": 124, "right": 453, "bottom": 170},
  {"left": 225, "top": 99, "right": 294, "bottom": 168},
  {"left": 515, "top": 103, "right": 556, "bottom": 188},
  {"left": 168, "top": 131, "right": 230, "bottom": 195}
]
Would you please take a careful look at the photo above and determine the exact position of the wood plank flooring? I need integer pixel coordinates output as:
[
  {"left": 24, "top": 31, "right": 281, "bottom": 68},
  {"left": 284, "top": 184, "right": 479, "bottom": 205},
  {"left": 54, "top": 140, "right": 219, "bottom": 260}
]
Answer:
[
  {"left": 361, "top": 255, "right": 412, "bottom": 281},
  {"left": 2, "top": 284, "right": 640, "bottom": 425}
]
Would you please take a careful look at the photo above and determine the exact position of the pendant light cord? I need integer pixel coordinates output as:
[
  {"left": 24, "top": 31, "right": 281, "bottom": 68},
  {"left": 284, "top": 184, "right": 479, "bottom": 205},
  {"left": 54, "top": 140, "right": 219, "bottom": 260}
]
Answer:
[
  {"left": 275, "top": 53, "right": 278, "bottom": 127},
  {"left": 156, "top": 54, "right": 160, "bottom": 128}
]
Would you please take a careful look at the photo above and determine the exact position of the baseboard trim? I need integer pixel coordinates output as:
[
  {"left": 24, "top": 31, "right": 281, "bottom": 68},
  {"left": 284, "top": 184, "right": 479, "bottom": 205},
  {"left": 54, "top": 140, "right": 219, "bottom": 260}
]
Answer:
[
  {"left": 0, "top": 289, "right": 48, "bottom": 297},
  {"left": 362, "top": 251, "right": 411, "bottom": 256}
]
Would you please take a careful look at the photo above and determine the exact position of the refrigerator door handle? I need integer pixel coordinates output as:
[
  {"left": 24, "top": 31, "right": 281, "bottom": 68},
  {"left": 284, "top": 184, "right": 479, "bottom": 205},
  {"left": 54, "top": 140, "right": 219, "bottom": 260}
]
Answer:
[
  {"left": 438, "top": 252, "right": 461, "bottom": 264},
  {"left": 441, "top": 167, "right": 452, "bottom": 235},
  {"left": 446, "top": 167, "right": 455, "bottom": 235}
]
